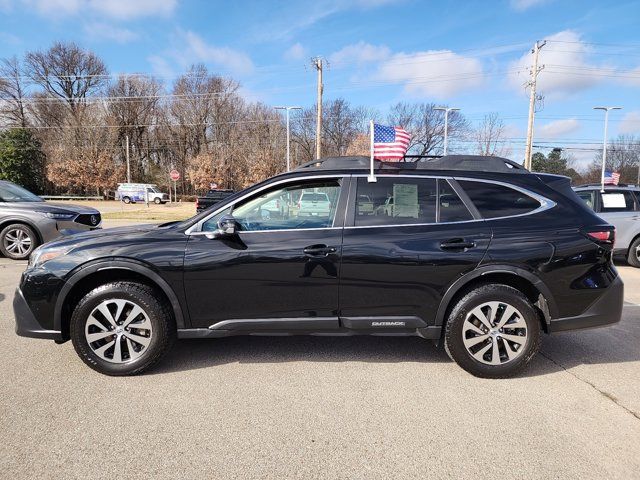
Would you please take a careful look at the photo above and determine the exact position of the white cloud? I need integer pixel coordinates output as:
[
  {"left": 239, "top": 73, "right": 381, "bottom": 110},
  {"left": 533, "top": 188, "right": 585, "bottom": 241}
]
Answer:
[
  {"left": 20, "top": 0, "right": 176, "bottom": 19},
  {"left": 284, "top": 43, "right": 306, "bottom": 61},
  {"left": 619, "top": 111, "right": 640, "bottom": 135},
  {"left": 508, "top": 30, "right": 609, "bottom": 97},
  {"left": 536, "top": 118, "right": 581, "bottom": 139},
  {"left": 181, "top": 31, "right": 254, "bottom": 75},
  {"left": 510, "top": 0, "right": 551, "bottom": 11},
  {"left": 377, "top": 49, "right": 484, "bottom": 98},
  {"left": 83, "top": 22, "right": 138, "bottom": 43},
  {"left": 329, "top": 41, "right": 391, "bottom": 65},
  {"left": 88, "top": 0, "right": 176, "bottom": 19},
  {"left": 150, "top": 31, "right": 254, "bottom": 77}
]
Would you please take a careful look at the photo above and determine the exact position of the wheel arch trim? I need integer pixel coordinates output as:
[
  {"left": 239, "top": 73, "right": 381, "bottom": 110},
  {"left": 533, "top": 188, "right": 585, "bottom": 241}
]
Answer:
[
  {"left": 434, "top": 265, "right": 558, "bottom": 327},
  {"left": 54, "top": 258, "right": 186, "bottom": 332}
]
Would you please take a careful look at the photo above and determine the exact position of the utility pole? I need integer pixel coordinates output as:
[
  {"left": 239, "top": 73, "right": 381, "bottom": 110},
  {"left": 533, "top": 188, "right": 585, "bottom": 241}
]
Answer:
[
  {"left": 594, "top": 106, "right": 622, "bottom": 192},
  {"left": 311, "top": 57, "right": 324, "bottom": 159},
  {"left": 524, "top": 40, "right": 546, "bottom": 170},
  {"left": 275, "top": 106, "right": 302, "bottom": 171},
  {"left": 434, "top": 106, "right": 460, "bottom": 156},
  {"left": 125, "top": 134, "right": 131, "bottom": 183}
]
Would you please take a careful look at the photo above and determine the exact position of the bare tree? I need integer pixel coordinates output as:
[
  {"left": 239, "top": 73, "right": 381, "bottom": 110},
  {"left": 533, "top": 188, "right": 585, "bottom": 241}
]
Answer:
[
  {"left": 475, "top": 113, "right": 508, "bottom": 156},
  {"left": 584, "top": 134, "right": 640, "bottom": 183},
  {"left": 0, "top": 56, "right": 29, "bottom": 127},
  {"left": 25, "top": 41, "right": 108, "bottom": 120},
  {"left": 387, "top": 102, "right": 469, "bottom": 156}
]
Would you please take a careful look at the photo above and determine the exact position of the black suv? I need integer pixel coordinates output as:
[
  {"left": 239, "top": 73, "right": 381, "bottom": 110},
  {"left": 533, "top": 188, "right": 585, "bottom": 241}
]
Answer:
[{"left": 13, "top": 155, "right": 623, "bottom": 378}]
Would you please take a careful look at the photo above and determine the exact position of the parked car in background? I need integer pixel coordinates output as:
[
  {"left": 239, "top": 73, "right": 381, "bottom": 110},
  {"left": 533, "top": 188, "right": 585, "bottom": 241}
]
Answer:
[
  {"left": 297, "top": 191, "right": 332, "bottom": 217},
  {"left": 13, "top": 155, "right": 623, "bottom": 378},
  {"left": 116, "top": 183, "right": 169, "bottom": 204},
  {"left": 0, "top": 180, "right": 101, "bottom": 260},
  {"left": 196, "top": 189, "right": 234, "bottom": 213},
  {"left": 573, "top": 184, "right": 640, "bottom": 267}
]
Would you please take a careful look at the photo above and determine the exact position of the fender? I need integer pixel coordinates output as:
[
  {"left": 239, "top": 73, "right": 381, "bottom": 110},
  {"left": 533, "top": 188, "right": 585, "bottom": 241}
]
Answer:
[
  {"left": 434, "top": 264, "right": 558, "bottom": 327},
  {"left": 54, "top": 258, "right": 187, "bottom": 331},
  {"left": 0, "top": 216, "right": 43, "bottom": 244}
]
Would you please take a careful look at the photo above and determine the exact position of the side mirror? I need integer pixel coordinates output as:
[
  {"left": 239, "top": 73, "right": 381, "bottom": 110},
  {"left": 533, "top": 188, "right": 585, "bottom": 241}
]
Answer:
[{"left": 209, "top": 215, "right": 239, "bottom": 238}]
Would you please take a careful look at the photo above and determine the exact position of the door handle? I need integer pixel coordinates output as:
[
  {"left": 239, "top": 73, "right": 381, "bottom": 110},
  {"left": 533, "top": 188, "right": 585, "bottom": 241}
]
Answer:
[
  {"left": 440, "top": 238, "right": 476, "bottom": 250},
  {"left": 303, "top": 244, "right": 337, "bottom": 256}
]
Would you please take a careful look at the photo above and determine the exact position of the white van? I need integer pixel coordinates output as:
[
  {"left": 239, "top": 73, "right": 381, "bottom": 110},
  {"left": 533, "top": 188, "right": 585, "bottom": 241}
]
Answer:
[{"left": 116, "top": 183, "right": 169, "bottom": 204}]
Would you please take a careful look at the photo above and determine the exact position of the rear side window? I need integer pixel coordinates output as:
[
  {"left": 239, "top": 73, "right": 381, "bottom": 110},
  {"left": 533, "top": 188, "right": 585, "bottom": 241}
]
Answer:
[
  {"left": 600, "top": 191, "right": 636, "bottom": 212},
  {"left": 576, "top": 190, "right": 596, "bottom": 211},
  {"left": 458, "top": 180, "right": 540, "bottom": 219},
  {"left": 438, "top": 179, "right": 473, "bottom": 222},
  {"left": 301, "top": 193, "right": 329, "bottom": 202},
  {"left": 355, "top": 177, "right": 437, "bottom": 226}
]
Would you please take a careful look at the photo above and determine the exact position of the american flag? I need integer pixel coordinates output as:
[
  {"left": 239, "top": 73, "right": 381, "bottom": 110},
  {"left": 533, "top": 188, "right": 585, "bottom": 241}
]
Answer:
[
  {"left": 604, "top": 170, "right": 621, "bottom": 185},
  {"left": 373, "top": 123, "right": 410, "bottom": 161}
]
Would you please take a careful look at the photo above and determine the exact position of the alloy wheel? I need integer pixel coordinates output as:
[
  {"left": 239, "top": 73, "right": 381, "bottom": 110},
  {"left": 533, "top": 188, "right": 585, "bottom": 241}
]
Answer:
[
  {"left": 462, "top": 301, "right": 528, "bottom": 365},
  {"left": 3, "top": 228, "right": 33, "bottom": 256},
  {"left": 85, "top": 299, "right": 153, "bottom": 364}
]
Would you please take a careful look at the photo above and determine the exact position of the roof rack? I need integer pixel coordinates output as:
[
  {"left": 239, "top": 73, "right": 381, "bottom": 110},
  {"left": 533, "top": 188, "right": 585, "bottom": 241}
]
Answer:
[
  {"left": 575, "top": 183, "right": 638, "bottom": 188},
  {"left": 295, "top": 155, "right": 528, "bottom": 174}
]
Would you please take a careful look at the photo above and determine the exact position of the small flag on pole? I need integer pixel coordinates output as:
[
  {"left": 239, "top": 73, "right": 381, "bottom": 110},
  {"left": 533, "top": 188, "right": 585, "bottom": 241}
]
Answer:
[
  {"left": 603, "top": 170, "right": 621, "bottom": 185},
  {"left": 372, "top": 123, "right": 411, "bottom": 161}
]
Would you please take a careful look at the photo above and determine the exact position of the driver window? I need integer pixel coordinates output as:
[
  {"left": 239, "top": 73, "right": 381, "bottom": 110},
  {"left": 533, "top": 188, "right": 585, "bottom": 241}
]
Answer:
[{"left": 203, "top": 179, "right": 341, "bottom": 232}]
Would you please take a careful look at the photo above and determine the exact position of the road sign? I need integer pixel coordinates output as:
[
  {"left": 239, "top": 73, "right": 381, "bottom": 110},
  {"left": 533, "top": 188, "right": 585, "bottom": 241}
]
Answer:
[{"left": 170, "top": 169, "right": 180, "bottom": 181}]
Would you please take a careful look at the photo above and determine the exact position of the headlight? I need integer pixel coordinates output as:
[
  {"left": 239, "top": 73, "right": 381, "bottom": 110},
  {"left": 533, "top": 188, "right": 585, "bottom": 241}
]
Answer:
[
  {"left": 29, "top": 245, "right": 72, "bottom": 268},
  {"left": 40, "top": 212, "right": 76, "bottom": 220}
]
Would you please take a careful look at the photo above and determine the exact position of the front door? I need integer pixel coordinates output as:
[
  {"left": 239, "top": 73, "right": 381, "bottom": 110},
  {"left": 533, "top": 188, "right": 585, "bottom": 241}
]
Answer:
[
  {"left": 183, "top": 177, "right": 348, "bottom": 330},
  {"left": 339, "top": 175, "right": 491, "bottom": 329}
]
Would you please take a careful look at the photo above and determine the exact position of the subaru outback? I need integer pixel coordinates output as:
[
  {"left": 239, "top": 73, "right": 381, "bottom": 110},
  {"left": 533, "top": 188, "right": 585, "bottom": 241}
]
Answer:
[{"left": 13, "top": 155, "right": 623, "bottom": 378}]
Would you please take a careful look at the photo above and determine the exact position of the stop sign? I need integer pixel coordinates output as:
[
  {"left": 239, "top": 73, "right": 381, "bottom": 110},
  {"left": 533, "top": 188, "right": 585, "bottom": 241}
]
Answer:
[{"left": 170, "top": 169, "right": 180, "bottom": 181}]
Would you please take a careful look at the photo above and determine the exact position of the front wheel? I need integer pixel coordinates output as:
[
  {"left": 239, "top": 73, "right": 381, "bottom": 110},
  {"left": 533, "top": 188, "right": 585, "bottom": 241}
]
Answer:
[
  {"left": 0, "top": 223, "right": 39, "bottom": 260},
  {"left": 70, "top": 282, "right": 176, "bottom": 375},
  {"left": 122, "top": 196, "right": 131, "bottom": 204},
  {"left": 627, "top": 237, "right": 640, "bottom": 268},
  {"left": 154, "top": 197, "right": 161, "bottom": 204},
  {"left": 444, "top": 284, "right": 541, "bottom": 379}
]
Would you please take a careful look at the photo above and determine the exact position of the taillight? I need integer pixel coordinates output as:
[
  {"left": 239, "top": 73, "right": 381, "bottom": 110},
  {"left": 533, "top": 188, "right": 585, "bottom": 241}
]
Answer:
[{"left": 583, "top": 228, "right": 615, "bottom": 246}]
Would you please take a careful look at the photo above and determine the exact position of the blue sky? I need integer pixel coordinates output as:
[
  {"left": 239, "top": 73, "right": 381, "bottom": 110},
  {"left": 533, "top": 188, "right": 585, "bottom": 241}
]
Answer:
[{"left": 1, "top": 0, "right": 639, "bottom": 166}]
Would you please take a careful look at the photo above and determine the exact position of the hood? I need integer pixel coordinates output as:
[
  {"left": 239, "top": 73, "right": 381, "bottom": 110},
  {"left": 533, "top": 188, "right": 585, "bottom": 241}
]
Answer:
[
  {"left": 44, "top": 223, "right": 161, "bottom": 249},
  {"left": 3, "top": 201, "right": 100, "bottom": 215}
]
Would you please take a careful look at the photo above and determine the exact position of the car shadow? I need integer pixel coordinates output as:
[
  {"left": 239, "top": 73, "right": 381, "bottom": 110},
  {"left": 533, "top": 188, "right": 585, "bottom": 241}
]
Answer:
[
  {"left": 0, "top": 293, "right": 5, "bottom": 303},
  {"left": 150, "top": 306, "right": 640, "bottom": 377},
  {"left": 151, "top": 335, "right": 451, "bottom": 375}
]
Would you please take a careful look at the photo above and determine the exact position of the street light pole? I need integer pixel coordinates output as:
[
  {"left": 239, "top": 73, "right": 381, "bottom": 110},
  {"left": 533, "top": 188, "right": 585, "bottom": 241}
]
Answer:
[
  {"left": 275, "top": 106, "right": 302, "bottom": 171},
  {"left": 594, "top": 106, "right": 622, "bottom": 192},
  {"left": 434, "top": 107, "right": 460, "bottom": 156}
]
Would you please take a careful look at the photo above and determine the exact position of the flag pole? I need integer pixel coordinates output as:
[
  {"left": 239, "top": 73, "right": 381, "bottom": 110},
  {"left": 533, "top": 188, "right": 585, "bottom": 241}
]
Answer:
[{"left": 367, "top": 120, "right": 377, "bottom": 183}]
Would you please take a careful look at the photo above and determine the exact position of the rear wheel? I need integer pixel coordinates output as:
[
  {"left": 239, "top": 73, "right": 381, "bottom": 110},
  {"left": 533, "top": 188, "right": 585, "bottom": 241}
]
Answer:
[
  {"left": 0, "top": 223, "right": 38, "bottom": 260},
  {"left": 122, "top": 196, "right": 131, "bottom": 204},
  {"left": 627, "top": 237, "right": 640, "bottom": 268},
  {"left": 70, "top": 282, "right": 175, "bottom": 376},
  {"left": 444, "top": 284, "right": 541, "bottom": 378}
]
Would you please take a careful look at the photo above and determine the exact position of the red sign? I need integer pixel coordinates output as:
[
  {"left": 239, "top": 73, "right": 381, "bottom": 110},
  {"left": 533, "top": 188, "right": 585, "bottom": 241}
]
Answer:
[{"left": 170, "top": 169, "right": 180, "bottom": 181}]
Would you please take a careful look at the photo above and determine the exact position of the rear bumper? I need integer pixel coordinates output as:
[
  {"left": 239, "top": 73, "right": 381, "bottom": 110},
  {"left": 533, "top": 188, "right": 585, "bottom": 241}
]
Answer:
[
  {"left": 13, "top": 287, "right": 62, "bottom": 341},
  {"left": 548, "top": 275, "right": 624, "bottom": 333}
]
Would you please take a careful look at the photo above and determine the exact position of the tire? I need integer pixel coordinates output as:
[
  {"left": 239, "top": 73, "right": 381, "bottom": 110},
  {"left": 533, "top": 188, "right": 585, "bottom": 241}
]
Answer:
[
  {"left": 122, "top": 196, "right": 131, "bottom": 204},
  {"left": 154, "top": 197, "right": 161, "bottom": 204},
  {"left": 444, "top": 284, "right": 541, "bottom": 379},
  {"left": 627, "top": 237, "right": 640, "bottom": 268},
  {"left": 70, "top": 282, "right": 176, "bottom": 376},
  {"left": 0, "top": 223, "right": 39, "bottom": 260}
]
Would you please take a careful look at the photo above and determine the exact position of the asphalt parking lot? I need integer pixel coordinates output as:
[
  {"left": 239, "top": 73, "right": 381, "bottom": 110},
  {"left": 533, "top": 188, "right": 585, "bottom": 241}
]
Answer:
[{"left": 1, "top": 235, "right": 640, "bottom": 479}]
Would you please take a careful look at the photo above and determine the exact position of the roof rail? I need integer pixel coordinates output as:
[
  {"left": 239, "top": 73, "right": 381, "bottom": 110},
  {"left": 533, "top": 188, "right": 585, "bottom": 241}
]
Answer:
[
  {"left": 295, "top": 155, "right": 528, "bottom": 174},
  {"left": 575, "top": 183, "right": 637, "bottom": 188}
]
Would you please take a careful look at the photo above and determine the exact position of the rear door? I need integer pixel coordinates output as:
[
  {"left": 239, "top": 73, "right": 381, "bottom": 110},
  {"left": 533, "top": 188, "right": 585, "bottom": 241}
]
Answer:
[{"left": 338, "top": 175, "right": 491, "bottom": 330}]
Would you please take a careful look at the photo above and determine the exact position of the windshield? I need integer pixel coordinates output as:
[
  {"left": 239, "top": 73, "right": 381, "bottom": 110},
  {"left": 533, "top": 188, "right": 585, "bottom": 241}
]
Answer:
[{"left": 0, "top": 182, "right": 43, "bottom": 202}]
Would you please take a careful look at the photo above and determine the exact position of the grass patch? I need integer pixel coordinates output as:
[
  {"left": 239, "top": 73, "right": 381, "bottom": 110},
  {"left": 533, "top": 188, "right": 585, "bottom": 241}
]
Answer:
[{"left": 101, "top": 209, "right": 194, "bottom": 221}]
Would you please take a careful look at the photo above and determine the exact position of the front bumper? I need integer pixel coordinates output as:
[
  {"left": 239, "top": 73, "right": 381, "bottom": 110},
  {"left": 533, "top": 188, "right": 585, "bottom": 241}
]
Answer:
[
  {"left": 548, "top": 275, "right": 624, "bottom": 333},
  {"left": 13, "top": 287, "right": 62, "bottom": 341}
]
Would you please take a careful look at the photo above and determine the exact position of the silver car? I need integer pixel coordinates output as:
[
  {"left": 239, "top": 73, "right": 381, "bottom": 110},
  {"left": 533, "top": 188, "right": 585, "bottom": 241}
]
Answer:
[
  {"left": 573, "top": 184, "right": 640, "bottom": 267},
  {"left": 0, "top": 180, "right": 102, "bottom": 260}
]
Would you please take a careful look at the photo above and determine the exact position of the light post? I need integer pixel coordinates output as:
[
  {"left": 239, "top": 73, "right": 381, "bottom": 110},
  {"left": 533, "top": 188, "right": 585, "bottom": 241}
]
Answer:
[
  {"left": 275, "top": 106, "right": 302, "bottom": 171},
  {"left": 434, "top": 106, "right": 460, "bottom": 156},
  {"left": 594, "top": 106, "right": 622, "bottom": 192}
]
